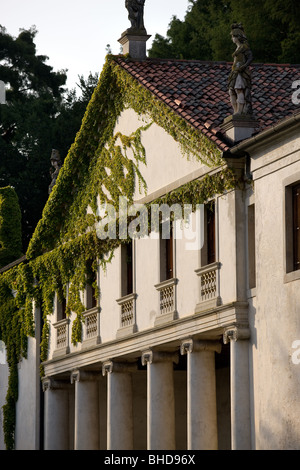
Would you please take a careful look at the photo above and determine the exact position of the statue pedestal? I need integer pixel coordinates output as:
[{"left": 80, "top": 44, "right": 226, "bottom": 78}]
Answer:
[
  {"left": 220, "top": 114, "right": 259, "bottom": 144},
  {"left": 119, "top": 30, "right": 151, "bottom": 60}
]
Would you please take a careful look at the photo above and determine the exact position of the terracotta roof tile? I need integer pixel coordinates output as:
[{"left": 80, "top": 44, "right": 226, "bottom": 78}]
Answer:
[{"left": 114, "top": 57, "right": 300, "bottom": 152}]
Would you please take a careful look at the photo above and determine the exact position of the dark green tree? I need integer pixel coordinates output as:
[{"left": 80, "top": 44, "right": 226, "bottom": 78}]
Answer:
[
  {"left": 148, "top": 0, "right": 297, "bottom": 64},
  {"left": 264, "top": 0, "right": 300, "bottom": 63},
  {"left": 0, "top": 26, "right": 67, "bottom": 249},
  {"left": 52, "top": 73, "right": 99, "bottom": 159},
  {"left": 0, "top": 186, "right": 22, "bottom": 268},
  {"left": 0, "top": 26, "right": 98, "bottom": 251},
  {"left": 149, "top": 1, "right": 231, "bottom": 61}
]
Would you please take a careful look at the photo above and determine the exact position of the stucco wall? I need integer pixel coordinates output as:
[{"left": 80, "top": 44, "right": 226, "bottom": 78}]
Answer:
[
  {"left": 14, "top": 306, "right": 41, "bottom": 450},
  {"left": 115, "top": 108, "right": 209, "bottom": 201},
  {"left": 250, "top": 140, "right": 300, "bottom": 449}
]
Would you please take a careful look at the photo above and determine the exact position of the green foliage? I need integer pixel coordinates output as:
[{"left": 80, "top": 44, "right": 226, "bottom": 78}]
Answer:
[
  {"left": 0, "top": 186, "right": 22, "bottom": 267},
  {"left": 149, "top": 0, "right": 298, "bottom": 64},
  {"left": 0, "top": 26, "right": 98, "bottom": 249}
]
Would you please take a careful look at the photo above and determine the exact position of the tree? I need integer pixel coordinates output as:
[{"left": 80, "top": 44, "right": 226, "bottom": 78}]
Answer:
[
  {"left": 148, "top": 0, "right": 298, "bottom": 64},
  {"left": 52, "top": 73, "right": 99, "bottom": 159},
  {"left": 149, "top": 1, "right": 231, "bottom": 61},
  {"left": 264, "top": 0, "right": 300, "bottom": 63},
  {"left": 0, "top": 26, "right": 67, "bottom": 249},
  {"left": 0, "top": 186, "right": 22, "bottom": 268},
  {"left": 0, "top": 26, "right": 98, "bottom": 251}
]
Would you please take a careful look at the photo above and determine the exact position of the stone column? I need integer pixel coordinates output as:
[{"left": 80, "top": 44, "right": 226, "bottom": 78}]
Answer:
[
  {"left": 181, "top": 339, "right": 221, "bottom": 450},
  {"left": 42, "top": 377, "right": 70, "bottom": 450},
  {"left": 71, "top": 369, "right": 100, "bottom": 450},
  {"left": 142, "top": 349, "right": 178, "bottom": 450},
  {"left": 224, "top": 326, "right": 251, "bottom": 450},
  {"left": 102, "top": 361, "right": 136, "bottom": 450}
]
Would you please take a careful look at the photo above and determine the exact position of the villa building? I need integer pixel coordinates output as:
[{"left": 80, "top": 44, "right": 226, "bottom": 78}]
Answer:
[{"left": 1, "top": 16, "right": 300, "bottom": 451}]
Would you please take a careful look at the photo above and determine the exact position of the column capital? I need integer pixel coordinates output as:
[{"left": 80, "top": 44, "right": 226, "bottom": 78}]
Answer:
[
  {"left": 223, "top": 325, "right": 250, "bottom": 344},
  {"left": 42, "top": 376, "right": 71, "bottom": 392},
  {"left": 102, "top": 360, "right": 137, "bottom": 376},
  {"left": 141, "top": 349, "right": 179, "bottom": 366},
  {"left": 180, "top": 338, "right": 222, "bottom": 355},
  {"left": 70, "top": 368, "right": 99, "bottom": 384}
]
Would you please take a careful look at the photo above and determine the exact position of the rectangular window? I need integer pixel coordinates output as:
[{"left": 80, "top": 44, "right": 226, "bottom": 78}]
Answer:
[
  {"left": 285, "top": 180, "right": 300, "bottom": 277},
  {"left": 121, "top": 241, "right": 133, "bottom": 296},
  {"left": 160, "top": 222, "right": 174, "bottom": 281},
  {"left": 293, "top": 184, "right": 300, "bottom": 271},
  {"left": 86, "top": 261, "right": 97, "bottom": 310},
  {"left": 207, "top": 203, "right": 216, "bottom": 265},
  {"left": 201, "top": 202, "right": 216, "bottom": 266},
  {"left": 57, "top": 297, "right": 66, "bottom": 321}
]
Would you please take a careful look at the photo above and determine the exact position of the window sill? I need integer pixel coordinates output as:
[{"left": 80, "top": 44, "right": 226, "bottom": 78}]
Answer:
[
  {"left": 154, "top": 277, "right": 178, "bottom": 291},
  {"left": 53, "top": 317, "right": 70, "bottom": 329},
  {"left": 83, "top": 306, "right": 100, "bottom": 316},
  {"left": 284, "top": 270, "right": 300, "bottom": 284},
  {"left": 194, "top": 261, "right": 221, "bottom": 276},
  {"left": 116, "top": 292, "right": 137, "bottom": 305}
]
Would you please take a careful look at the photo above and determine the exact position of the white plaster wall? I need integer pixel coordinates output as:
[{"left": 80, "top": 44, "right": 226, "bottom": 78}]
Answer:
[
  {"left": 135, "top": 235, "right": 160, "bottom": 329},
  {"left": 98, "top": 210, "right": 204, "bottom": 336},
  {"left": 15, "top": 337, "right": 40, "bottom": 449},
  {"left": 14, "top": 305, "right": 41, "bottom": 450},
  {"left": 218, "top": 192, "right": 238, "bottom": 305},
  {"left": 114, "top": 109, "right": 207, "bottom": 201},
  {"left": 99, "top": 249, "right": 123, "bottom": 343},
  {"left": 174, "top": 216, "right": 201, "bottom": 318},
  {"left": 251, "top": 157, "right": 300, "bottom": 449}
]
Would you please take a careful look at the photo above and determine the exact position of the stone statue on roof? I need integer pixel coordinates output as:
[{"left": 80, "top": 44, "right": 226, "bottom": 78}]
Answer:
[
  {"left": 49, "top": 149, "right": 62, "bottom": 194},
  {"left": 228, "top": 23, "right": 253, "bottom": 116},
  {"left": 125, "top": 0, "right": 147, "bottom": 33}
]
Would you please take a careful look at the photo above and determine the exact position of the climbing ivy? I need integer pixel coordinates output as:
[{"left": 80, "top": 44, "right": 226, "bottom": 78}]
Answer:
[
  {"left": 0, "top": 54, "right": 239, "bottom": 449},
  {"left": 0, "top": 187, "right": 22, "bottom": 268}
]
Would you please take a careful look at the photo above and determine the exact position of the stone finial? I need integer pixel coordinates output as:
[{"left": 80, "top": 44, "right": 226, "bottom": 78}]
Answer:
[
  {"left": 48, "top": 149, "right": 62, "bottom": 194},
  {"left": 228, "top": 23, "right": 253, "bottom": 116}
]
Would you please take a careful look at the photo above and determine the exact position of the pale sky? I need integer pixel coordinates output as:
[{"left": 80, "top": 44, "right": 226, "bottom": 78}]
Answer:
[{"left": 1, "top": 0, "right": 190, "bottom": 92}]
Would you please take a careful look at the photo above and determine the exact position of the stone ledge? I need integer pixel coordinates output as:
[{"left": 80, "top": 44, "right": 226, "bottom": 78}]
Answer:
[
  {"left": 116, "top": 323, "right": 137, "bottom": 339},
  {"left": 154, "top": 310, "right": 177, "bottom": 326},
  {"left": 43, "top": 301, "right": 249, "bottom": 377},
  {"left": 194, "top": 297, "right": 222, "bottom": 314}
]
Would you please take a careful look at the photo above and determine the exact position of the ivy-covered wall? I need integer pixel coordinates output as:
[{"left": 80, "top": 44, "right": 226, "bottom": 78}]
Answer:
[{"left": 0, "top": 55, "right": 239, "bottom": 449}]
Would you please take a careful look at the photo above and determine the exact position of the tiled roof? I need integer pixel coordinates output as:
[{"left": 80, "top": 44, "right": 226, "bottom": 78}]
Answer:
[{"left": 114, "top": 57, "right": 300, "bottom": 152}]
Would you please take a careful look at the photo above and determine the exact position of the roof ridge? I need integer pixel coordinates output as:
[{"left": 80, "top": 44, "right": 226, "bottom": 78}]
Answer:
[{"left": 115, "top": 56, "right": 300, "bottom": 68}]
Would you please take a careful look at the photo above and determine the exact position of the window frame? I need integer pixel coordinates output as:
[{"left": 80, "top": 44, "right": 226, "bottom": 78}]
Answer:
[
  {"left": 85, "top": 259, "right": 98, "bottom": 310},
  {"left": 121, "top": 240, "right": 135, "bottom": 297},
  {"left": 201, "top": 200, "right": 217, "bottom": 268},
  {"left": 159, "top": 220, "right": 175, "bottom": 282},
  {"left": 284, "top": 173, "right": 300, "bottom": 283}
]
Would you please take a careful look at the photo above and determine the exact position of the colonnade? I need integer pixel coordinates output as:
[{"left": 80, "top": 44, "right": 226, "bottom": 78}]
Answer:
[{"left": 42, "top": 328, "right": 251, "bottom": 450}]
